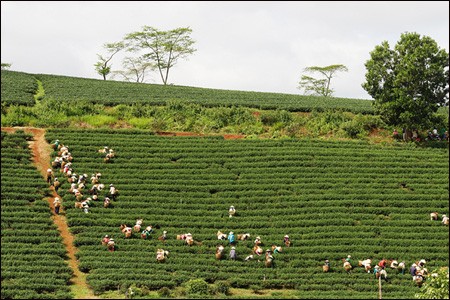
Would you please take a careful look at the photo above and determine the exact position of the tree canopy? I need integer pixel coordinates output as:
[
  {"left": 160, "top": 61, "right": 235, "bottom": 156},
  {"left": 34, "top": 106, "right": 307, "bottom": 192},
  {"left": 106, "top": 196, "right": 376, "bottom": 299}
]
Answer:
[
  {"left": 298, "top": 64, "right": 348, "bottom": 97},
  {"left": 362, "top": 32, "right": 449, "bottom": 131},
  {"left": 124, "top": 26, "right": 196, "bottom": 85},
  {"left": 94, "top": 42, "right": 125, "bottom": 80}
]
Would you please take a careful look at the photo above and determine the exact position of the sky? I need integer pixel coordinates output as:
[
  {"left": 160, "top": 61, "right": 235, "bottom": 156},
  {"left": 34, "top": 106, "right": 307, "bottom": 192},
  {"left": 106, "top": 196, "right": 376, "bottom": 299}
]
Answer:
[{"left": 1, "top": 1, "right": 449, "bottom": 100}]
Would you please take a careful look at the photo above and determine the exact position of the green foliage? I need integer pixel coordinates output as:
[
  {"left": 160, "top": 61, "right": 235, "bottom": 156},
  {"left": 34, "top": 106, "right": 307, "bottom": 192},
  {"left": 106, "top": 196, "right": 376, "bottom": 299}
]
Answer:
[
  {"left": 1, "top": 105, "right": 36, "bottom": 126},
  {"left": 298, "top": 64, "right": 348, "bottom": 97},
  {"left": 340, "top": 114, "right": 386, "bottom": 138},
  {"left": 128, "top": 117, "right": 153, "bottom": 129},
  {"left": 306, "top": 110, "right": 353, "bottom": 136},
  {"left": 42, "top": 128, "right": 448, "bottom": 299},
  {"left": 215, "top": 280, "right": 231, "bottom": 295},
  {"left": 34, "top": 80, "right": 45, "bottom": 102},
  {"left": 23, "top": 72, "right": 374, "bottom": 113},
  {"left": 362, "top": 32, "right": 449, "bottom": 130},
  {"left": 124, "top": 26, "right": 196, "bottom": 85},
  {"left": 415, "top": 268, "right": 449, "bottom": 299},
  {"left": 1, "top": 70, "right": 37, "bottom": 106},
  {"left": 79, "top": 115, "right": 117, "bottom": 127},
  {"left": 157, "top": 287, "right": 171, "bottom": 298},
  {"left": 185, "top": 279, "right": 208, "bottom": 296},
  {"left": 260, "top": 110, "right": 292, "bottom": 126},
  {"left": 1, "top": 132, "right": 73, "bottom": 299}
]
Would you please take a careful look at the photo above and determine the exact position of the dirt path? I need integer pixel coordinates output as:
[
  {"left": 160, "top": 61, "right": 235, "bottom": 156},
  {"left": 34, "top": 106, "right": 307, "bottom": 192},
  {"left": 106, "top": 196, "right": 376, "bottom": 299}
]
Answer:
[{"left": 1, "top": 127, "right": 98, "bottom": 299}]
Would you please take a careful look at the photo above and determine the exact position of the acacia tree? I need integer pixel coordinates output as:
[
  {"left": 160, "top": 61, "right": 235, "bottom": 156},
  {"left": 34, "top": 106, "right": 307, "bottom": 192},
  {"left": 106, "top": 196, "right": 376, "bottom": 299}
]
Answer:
[
  {"left": 124, "top": 26, "right": 196, "bottom": 85},
  {"left": 112, "top": 56, "right": 155, "bottom": 83},
  {"left": 94, "top": 42, "right": 125, "bottom": 80},
  {"left": 362, "top": 32, "right": 449, "bottom": 136},
  {"left": 298, "top": 64, "right": 348, "bottom": 97}
]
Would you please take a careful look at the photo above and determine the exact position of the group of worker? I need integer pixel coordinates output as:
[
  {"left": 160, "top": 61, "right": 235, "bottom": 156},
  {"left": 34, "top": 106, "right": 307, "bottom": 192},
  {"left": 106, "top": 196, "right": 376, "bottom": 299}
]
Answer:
[
  {"left": 49, "top": 139, "right": 118, "bottom": 215},
  {"left": 323, "top": 255, "right": 432, "bottom": 286}
]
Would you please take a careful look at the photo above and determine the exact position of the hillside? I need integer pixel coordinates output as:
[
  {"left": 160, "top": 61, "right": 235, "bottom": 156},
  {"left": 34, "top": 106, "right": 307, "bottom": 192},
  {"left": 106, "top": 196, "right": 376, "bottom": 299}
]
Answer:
[
  {"left": 1, "top": 69, "right": 449, "bottom": 299},
  {"left": 44, "top": 128, "right": 448, "bottom": 299},
  {"left": 1, "top": 70, "right": 374, "bottom": 113}
]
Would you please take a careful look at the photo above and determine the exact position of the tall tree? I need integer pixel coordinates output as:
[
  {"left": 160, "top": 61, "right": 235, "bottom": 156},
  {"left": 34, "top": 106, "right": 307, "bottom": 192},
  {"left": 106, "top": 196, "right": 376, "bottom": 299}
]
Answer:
[
  {"left": 124, "top": 26, "right": 196, "bottom": 85},
  {"left": 362, "top": 32, "right": 449, "bottom": 134},
  {"left": 94, "top": 42, "right": 125, "bottom": 80},
  {"left": 298, "top": 64, "right": 348, "bottom": 97}
]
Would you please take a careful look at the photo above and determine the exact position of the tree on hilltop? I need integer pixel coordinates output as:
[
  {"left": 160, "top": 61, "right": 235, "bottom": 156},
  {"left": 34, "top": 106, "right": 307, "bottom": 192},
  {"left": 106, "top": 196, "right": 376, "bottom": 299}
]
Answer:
[
  {"left": 124, "top": 26, "right": 196, "bottom": 85},
  {"left": 362, "top": 32, "right": 449, "bottom": 138},
  {"left": 112, "top": 56, "right": 155, "bottom": 83},
  {"left": 94, "top": 42, "right": 125, "bottom": 80},
  {"left": 298, "top": 64, "right": 348, "bottom": 97}
]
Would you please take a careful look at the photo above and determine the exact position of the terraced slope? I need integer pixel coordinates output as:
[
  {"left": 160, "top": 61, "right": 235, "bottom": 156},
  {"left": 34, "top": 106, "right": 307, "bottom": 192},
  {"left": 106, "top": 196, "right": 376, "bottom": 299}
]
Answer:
[
  {"left": 1, "top": 70, "right": 374, "bottom": 113},
  {"left": 0, "top": 70, "right": 37, "bottom": 106},
  {"left": 1, "top": 130, "right": 73, "bottom": 299},
  {"left": 45, "top": 128, "right": 449, "bottom": 299}
]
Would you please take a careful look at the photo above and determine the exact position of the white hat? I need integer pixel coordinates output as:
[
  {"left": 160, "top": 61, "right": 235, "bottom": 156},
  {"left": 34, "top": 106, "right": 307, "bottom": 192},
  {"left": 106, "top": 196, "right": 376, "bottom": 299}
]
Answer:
[
  {"left": 347, "top": 255, "right": 351, "bottom": 258},
  {"left": 163, "top": 231, "right": 167, "bottom": 234},
  {"left": 256, "top": 236, "right": 261, "bottom": 239},
  {"left": 105, "top": 235, "right": 109, "bottom": 238},
  {"left": 284, "top": 235, "right": 289, "bottom": 238},
  {"left": 419, "top": 259, "right": 426, "bottom": 264},
  {"left": 54, "top": 197, "right": 60, "bottom": 201},
  {"left": 229, "top": 231, "right": 233, "bottom": 234},
  {"left": 231, "top": 247, "right": 235, "bottom": 249},
  {"left": 110, "top": 184, "right": 114, "bottom": 187}
]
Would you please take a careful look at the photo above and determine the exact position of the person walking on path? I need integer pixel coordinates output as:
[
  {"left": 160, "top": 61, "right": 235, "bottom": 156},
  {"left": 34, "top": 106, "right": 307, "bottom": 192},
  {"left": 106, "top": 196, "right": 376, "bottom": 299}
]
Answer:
[{"left": 53, "top": 197, "right": 61, "bottom": 215}]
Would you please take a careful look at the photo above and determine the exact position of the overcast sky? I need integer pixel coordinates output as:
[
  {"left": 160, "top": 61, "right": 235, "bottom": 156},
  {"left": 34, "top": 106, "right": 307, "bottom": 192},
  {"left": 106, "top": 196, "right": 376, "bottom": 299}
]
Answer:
[{"left": 1, "top": 1, "right": 449, "bottom": 100}]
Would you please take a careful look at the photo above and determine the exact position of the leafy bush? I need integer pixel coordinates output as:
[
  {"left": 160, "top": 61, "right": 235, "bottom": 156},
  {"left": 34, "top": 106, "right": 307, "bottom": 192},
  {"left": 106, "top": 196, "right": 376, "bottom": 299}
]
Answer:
[
  {"left": 215, "top": 280, "right": 231, "bottom": 295},
  {"left": 185, "top": 279, "right": 208, "bottom": 296},
  {"left": 415, "top": 267, "right": 449, "bottom": 299},
  {"left": 79, "top": 115, "right": 117, "bottom": 127},
  {"left": 128, "top": 117, "right": 153, "bottom": 129},
  {"left": 157, "top": 287, "right": 171, "bottom": 298}
]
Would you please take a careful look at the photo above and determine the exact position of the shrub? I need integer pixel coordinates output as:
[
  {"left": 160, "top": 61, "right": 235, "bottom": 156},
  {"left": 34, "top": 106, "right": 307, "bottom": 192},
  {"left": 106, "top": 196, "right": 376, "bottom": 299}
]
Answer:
[
  {"left": 185, "top": 279, "right": 208, "bottom": 296},
  {"left": 158, "top": 287, "right": 171, "bottom": 298},
  {"left": 215, "top": 280, "right": 231, "bottom": 295},
  {"left": 128, "top": 117, "right": 153, "bottom": 129}
]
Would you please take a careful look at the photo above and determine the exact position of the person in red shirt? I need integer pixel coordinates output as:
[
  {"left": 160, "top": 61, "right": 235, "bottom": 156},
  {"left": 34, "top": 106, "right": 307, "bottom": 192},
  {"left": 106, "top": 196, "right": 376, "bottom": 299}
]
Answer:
[{"left": 378, "top": 259, "right": 388, "bottom": 269}]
